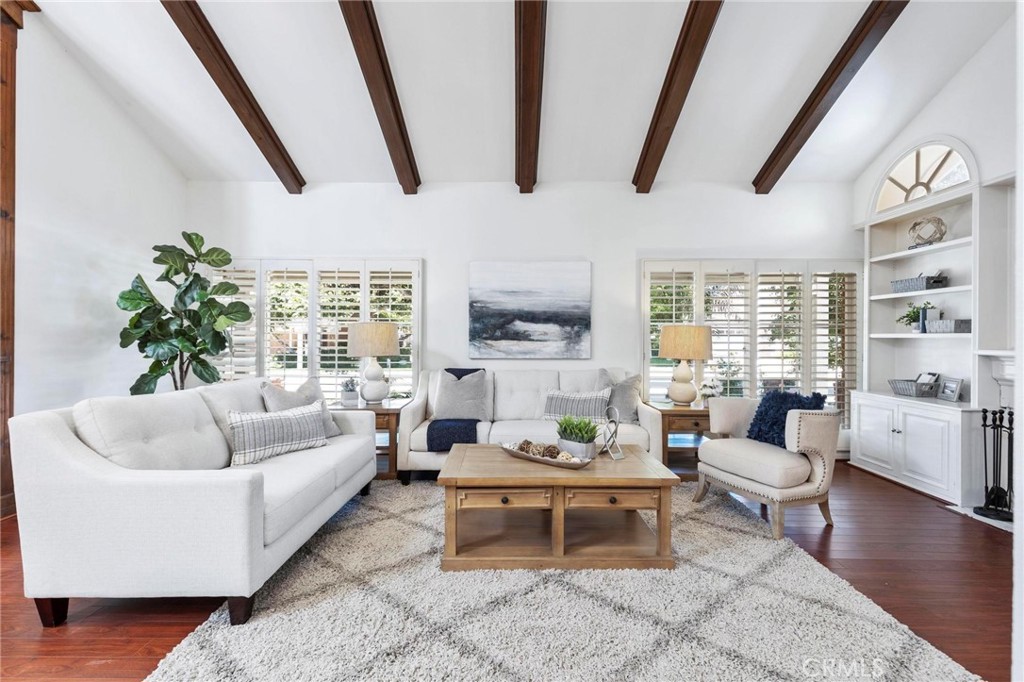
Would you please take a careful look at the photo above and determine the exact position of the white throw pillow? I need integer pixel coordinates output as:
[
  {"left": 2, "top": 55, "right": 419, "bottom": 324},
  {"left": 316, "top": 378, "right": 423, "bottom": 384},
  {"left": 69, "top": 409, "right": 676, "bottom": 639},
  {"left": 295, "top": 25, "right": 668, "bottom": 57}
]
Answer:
[
  {"left": 261, "top": 377, "right": 342, "bottom": 437},
  {"left": 228, "top": 401, "right": 328, "bottom": 466}
]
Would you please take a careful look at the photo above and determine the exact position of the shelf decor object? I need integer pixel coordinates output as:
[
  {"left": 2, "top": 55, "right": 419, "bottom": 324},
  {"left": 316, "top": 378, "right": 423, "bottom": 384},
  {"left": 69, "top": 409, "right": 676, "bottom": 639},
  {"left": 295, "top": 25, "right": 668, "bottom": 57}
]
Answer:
[
  {"left": 348, "top": 321, "right": 399, "bottom": 404},
  {"left": 888, "top": 378, "right": 940, "bottom": 398},
  {"left": 907, "top": 216, "right": 947, "bottom": 247},
  {"left": 658, "top": 324, "right": 713, "bottom": 406},
  {"left": 891, "top": 275, "right": 947, "bottom": 293},
  {"left": 937, "top": 377, "right": 964, "bottom": 403}
]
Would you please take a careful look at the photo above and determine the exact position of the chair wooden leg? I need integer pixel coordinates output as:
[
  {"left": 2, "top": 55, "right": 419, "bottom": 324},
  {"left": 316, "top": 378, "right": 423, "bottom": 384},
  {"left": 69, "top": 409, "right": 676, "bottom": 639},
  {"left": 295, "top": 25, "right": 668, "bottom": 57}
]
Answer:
[
  {"left": 770, "top": 503, "right": 785, "bottom": 540},
  {"left": 34, "top": 598, "right": 69, "bottom": 627},
  {"left": 227, "top": 596, "right": 254, "bottom": 625},
  {"left": 818, "top": 498, "right": 834, "bottom": 526},
  {"left": 359, "top": 482, "right": 371, "bottom": 496},
  {"left": 692, "top": 472, "right": 711, "bottom": 502}
]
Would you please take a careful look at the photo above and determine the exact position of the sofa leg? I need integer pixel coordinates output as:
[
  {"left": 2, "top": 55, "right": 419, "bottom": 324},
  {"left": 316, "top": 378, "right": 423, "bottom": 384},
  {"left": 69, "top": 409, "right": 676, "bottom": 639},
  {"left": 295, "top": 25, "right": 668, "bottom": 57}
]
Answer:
[
  {"left": 227, "top": 596, "right": 254, "bottom": 625},
  {"left": 692, "top": 472, "right": 710, "bottom": 503},
  {"left": 360, "top": 482, "right": 371, "bottom": 496},
  {"left": 34, "top": 598, "right": 69, "bottom": 627},
  {"left": 770, "top": 503, "right": 785, "bottom": 540},
  {"left": 818, "top": 499, "right": 834, "bottom": 526},
  {"left": 398, "top": 470, "right": 411, "bottom": 486}
]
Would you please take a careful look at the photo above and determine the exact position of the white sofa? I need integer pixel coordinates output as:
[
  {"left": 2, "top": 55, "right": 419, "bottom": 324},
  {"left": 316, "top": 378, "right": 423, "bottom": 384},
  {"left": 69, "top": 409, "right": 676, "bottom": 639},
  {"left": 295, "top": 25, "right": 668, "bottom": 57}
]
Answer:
[
  {"left": 397, "top": 368, "right": 661, "bottom": 481},
  {"left": 8, "top": 379, "right": 376, "bottom": 626}
]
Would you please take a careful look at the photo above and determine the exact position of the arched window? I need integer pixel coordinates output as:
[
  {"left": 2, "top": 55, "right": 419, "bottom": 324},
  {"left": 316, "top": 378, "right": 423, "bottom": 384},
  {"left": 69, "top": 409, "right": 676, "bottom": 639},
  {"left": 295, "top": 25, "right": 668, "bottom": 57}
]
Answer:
[{"left": 874, "top": 141, "right": 973, "bottom": 213}]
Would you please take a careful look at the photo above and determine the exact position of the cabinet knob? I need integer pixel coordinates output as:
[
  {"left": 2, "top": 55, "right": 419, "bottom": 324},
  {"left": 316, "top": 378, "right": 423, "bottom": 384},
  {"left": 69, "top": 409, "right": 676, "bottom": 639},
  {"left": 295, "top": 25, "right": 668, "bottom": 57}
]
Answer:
[
  {"left": 895, "top": 429, "right": 903, "bottom": 434},
  {"left": 891, "top": 428, "right": 896, "bottom": 433},
  {"left": 609, "top": 496, "right": 617, "bottom": 504},
  {"left": 500, "top": 496, "right": 509, "bottom": 505}
]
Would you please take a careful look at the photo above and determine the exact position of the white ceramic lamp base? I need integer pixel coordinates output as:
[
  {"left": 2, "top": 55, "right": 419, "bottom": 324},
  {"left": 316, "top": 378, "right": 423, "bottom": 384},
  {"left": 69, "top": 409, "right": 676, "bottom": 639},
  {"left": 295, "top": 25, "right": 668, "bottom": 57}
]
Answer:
[
  {"left": 667, "top": 361, "right": 697, "bottom": 406},
  {"left": 359, "top": 358, "right": 389, "bottom": 404}
]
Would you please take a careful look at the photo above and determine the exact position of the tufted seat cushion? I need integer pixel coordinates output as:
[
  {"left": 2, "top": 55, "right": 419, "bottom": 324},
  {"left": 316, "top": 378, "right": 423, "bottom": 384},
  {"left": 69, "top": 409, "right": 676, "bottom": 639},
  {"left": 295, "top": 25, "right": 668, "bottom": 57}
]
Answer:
[{"left": 698, "top": 438, "right": 811, "bottom": 489}]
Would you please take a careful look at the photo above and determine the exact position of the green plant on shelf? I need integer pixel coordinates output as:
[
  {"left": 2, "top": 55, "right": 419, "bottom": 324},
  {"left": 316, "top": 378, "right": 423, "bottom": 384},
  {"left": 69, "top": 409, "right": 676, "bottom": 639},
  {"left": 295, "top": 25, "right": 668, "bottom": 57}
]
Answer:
[
  {"left": 556, "top": 415, "right": 599, "bottom": 444},
  {"left": 895, "top": 301, "right": 936, "bottom": 327}
]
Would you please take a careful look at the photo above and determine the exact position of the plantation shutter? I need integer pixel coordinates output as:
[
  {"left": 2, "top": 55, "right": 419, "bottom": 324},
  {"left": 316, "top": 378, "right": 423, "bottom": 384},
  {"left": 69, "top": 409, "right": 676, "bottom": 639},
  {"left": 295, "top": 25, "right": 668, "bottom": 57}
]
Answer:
[
  {"left": 647, "top": 269, "right": 696, "bottom": 401},
  {"left": 263, "top": 266, "right": 311, "bottom": 390},
  {"left": 316, "top": 267, "right": 362, "bottom": 401},
  {"left": 756, "top": 271, "right": 805, "bottom": 395},
  {"left": 368, "top": 266, "right": 417, "bottom": 397},
  {"left": 208, "top": 264, "right": 258, "bottom": 381},
  {"left": 811, "top": 271, "right": 858, "bottom": 427},
  {"left": 703, "top": 271, "right": 752, "bottom": 397}
]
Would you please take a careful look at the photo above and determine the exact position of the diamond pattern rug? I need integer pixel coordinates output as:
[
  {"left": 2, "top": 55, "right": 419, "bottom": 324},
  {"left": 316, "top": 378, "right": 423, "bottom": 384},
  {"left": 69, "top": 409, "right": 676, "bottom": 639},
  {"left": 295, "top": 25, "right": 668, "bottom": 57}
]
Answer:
[{"left": 146, "top": 481, "right": 976, "bottom": 681}]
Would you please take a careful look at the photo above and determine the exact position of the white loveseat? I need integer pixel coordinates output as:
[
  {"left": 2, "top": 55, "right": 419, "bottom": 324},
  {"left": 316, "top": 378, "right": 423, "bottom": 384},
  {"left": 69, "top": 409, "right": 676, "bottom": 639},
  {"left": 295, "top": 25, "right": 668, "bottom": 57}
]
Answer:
[
  {"left": 8, "top": 378, "right": 376, "bottom": 626},
  {"left": 397, "top": 368, "right": 661, "bottom": 481}
]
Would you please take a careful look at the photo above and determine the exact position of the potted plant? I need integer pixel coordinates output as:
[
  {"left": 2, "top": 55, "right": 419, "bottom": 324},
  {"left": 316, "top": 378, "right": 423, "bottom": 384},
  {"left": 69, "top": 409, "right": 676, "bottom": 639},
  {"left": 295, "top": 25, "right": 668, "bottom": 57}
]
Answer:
[
  {"left": 556, "top": 415, "right": 599, "bottom": 460},
  {"left": 698, "top": 377, "right": 722, "bottom": 406},
  {"left": 341, "top": 377, "right": 359, "bottom": 406},
  {"left": 896, "top": 301, "right": 938, "bottom": 333}
]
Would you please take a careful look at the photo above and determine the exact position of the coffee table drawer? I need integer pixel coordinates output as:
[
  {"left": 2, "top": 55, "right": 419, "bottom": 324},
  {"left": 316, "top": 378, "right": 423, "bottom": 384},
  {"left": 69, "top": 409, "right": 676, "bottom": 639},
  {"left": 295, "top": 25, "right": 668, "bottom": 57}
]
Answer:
[
  {"left": 564, "top": 488, "right": 660, "bottom": 510},
  {"left": 667, "top": 415, "right": 711, "bottom": 433},
  {"left": 456, "top": 488, "right": 553, "bottom": 510}
]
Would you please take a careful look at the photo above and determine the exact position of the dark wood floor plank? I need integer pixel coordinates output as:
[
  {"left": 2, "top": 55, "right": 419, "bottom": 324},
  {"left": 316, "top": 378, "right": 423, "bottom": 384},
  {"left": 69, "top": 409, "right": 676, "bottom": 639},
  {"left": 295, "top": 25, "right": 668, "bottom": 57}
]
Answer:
[{"left": 0, "top": 462, "right": 1011, "bottom": 681}]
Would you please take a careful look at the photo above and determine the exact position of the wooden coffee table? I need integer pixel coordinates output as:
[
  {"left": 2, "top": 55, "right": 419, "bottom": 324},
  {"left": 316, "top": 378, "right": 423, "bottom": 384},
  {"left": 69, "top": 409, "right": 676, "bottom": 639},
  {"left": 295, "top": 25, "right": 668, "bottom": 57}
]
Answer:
[{"left": 437, "top": 443, "right": 680, "bottom": 571}]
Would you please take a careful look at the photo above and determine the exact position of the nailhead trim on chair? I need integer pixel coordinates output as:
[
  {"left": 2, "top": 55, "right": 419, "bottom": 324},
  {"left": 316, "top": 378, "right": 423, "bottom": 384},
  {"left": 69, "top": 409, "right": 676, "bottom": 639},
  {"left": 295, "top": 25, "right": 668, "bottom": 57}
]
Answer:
[
  {"left": 701, "top": 469, "right": 828, "bottom": 504},
  {"left": 799, "top": 446, "right": 826, "bottom": 495}
]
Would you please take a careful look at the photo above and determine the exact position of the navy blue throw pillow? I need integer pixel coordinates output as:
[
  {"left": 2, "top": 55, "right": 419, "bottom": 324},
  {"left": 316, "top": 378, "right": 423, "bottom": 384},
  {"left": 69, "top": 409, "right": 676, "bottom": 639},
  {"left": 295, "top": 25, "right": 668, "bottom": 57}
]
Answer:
[
  {"left": 746, "top": 391, "right": 826, "bottom": 448},
  {"left": 445, "top": 368, "right": 483, "bottom": 380}
]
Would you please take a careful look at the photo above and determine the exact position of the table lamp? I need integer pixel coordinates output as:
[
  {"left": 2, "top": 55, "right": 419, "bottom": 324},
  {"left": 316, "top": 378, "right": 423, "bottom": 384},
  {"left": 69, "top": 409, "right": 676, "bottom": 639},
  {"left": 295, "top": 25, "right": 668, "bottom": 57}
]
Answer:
[
  {"left": 658, "top": 324, "right": 713, "bottom": 406},
  {"left": 348, "top": 322, "right": 399, "bottom": 404}
]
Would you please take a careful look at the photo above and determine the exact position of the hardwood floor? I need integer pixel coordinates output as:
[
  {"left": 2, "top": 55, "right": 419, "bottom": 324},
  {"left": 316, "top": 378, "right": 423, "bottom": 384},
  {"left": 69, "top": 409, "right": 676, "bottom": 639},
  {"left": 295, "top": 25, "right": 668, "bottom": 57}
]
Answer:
[{"left": 0, "top": 463, "right": 1013, "bottom": 681}]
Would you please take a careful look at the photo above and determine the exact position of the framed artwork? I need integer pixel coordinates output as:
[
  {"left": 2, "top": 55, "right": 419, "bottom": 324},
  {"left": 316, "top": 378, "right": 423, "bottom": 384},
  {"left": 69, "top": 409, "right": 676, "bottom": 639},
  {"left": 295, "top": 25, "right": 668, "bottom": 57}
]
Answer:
[
  {"left": 468, "top": 261, "right": 591, "bottom": 359},
  {"left": 937, "top": 377, "right": 963, "bottom": 402}
]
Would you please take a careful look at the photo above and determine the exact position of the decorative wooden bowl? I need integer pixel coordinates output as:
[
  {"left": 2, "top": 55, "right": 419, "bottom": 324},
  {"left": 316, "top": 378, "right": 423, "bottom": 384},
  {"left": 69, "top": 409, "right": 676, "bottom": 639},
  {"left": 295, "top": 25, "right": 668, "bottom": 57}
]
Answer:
[{"left": 500, "top": 445, "right": 593, "bottom": 470}]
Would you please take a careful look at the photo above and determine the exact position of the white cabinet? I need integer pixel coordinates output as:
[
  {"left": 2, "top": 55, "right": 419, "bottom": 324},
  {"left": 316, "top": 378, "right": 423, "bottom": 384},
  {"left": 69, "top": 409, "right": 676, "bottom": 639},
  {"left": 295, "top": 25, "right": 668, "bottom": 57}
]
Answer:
[{"left": 851, "top": 392, "right": 979, "bottom": 505}]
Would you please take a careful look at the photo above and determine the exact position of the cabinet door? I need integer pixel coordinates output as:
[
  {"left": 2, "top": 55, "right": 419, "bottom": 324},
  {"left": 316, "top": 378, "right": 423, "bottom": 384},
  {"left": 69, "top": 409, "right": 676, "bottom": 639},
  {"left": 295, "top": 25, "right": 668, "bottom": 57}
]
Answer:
[
  {"left": 898, "top": 406, "right": 954, "bottom": 496},
  {"left": 851, "top": 398, "right": 896, "bottom": 471}
]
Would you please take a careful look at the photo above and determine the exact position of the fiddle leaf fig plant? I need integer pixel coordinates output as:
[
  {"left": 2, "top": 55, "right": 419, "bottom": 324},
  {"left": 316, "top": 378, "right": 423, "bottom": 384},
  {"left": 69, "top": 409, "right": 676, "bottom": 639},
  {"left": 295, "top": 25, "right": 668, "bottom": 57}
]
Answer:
[{"left": 117, "top": 232, "right": 252, "bottom": 395}]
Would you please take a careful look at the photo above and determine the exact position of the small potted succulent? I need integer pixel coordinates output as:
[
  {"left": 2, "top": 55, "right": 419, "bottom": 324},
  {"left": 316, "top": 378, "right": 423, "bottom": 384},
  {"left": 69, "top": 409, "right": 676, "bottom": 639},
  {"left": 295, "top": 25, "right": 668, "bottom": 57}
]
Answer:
[
  {"left": 896, "top": 301, "right": 938, "bottom": 333},
  {"left": 698, "top": 377, "right": 723, "bottom": 407},
  {"left": 341, "top": 377, "right": 360, "bottom": 406},
  {"left": 556, "top": 415, "right": 599, "bottom": 460}
]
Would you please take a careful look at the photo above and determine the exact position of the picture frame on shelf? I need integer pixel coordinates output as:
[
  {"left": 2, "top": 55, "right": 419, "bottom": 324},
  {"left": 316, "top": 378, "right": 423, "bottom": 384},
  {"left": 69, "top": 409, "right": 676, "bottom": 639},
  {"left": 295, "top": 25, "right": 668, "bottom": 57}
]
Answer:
[{"left": 937, "top": 377, "right": 964, "bottom": 403}]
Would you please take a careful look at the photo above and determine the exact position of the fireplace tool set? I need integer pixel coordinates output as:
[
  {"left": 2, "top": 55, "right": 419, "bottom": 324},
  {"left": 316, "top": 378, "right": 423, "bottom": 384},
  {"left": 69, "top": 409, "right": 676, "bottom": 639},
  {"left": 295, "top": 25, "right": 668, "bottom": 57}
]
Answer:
[{"left": 973, "top": 408, "right": 1013, "bottom": 522}]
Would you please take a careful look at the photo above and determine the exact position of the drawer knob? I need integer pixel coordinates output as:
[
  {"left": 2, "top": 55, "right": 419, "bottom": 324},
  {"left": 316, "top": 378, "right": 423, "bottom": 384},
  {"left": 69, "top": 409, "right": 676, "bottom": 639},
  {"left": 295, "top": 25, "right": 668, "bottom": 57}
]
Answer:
[
  {"left": 609, "top": 496, "right": 617, "bottom": 504},
  {"left": 501, "top": 496, "right": 509, "bottom": 505},
  {"left": 693, "top": 421, "right": 701, "bottom": 427}
]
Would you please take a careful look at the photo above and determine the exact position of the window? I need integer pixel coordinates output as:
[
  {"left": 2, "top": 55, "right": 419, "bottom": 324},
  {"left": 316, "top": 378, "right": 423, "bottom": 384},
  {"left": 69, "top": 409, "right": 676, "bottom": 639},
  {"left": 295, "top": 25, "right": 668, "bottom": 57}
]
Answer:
[
  {"left": 211, "top": 259, "right": 421, "bottom": 402},
  {"left": 642, "top": 260, "right": 859, "bottom": 425},
  {"left": 875, "top": 143, "right": 971, "bottom": 213},
  {"left": 756, "top": 271, "right": 804, "bottom": 395}
]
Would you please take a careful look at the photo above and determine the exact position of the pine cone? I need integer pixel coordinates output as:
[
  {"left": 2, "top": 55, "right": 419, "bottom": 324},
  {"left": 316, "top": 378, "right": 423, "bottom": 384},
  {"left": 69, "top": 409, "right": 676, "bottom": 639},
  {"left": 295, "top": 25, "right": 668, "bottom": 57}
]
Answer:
[
  {"left": 543, "top": 445, "right": 560, "bottom": 459},
  {"left": 517, "top": 439, "right": 533, "bottom": 453}
]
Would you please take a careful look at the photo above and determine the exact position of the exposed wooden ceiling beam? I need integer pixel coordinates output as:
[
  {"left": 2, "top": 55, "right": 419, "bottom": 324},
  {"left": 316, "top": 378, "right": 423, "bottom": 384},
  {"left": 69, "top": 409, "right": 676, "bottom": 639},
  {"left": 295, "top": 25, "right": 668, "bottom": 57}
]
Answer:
[
  {"left": 515, "top": 0, "right": 546, "bottom": 194},
  {"left": 752, "top": 0, "right": 909, "bottom": 194},
  {"left": 339, "top": 0, "right": 420, "bottom": 195},
  {"left": 1, "top": 1, "right": 40, "bottom": 29},
  {"left": 633, "top": 0, "right": 722, "bottom": 194},
  {"left": 162, "top": 0, "right": 305, "bottom": 194}
]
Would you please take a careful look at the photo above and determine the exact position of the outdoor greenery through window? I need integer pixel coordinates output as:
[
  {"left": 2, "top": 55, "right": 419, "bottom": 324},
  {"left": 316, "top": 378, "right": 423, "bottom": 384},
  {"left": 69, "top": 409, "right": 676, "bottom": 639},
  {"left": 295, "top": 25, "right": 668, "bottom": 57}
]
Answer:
[
  {"left": 643, "top": 260, "right": 859, "bottom": 427},
  {"left": 209, "top": 259, "right": 420, "bottom": 402}
]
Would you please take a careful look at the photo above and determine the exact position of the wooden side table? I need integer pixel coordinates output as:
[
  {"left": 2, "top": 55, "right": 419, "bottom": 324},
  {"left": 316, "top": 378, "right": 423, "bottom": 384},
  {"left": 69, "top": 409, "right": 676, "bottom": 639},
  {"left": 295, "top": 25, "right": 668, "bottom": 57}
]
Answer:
[
  {"left": 332, "top": 399, "right": 408, "bottom": 480},
  {"left": 647, "top": 403, "right": 711, "bottom": 481}
]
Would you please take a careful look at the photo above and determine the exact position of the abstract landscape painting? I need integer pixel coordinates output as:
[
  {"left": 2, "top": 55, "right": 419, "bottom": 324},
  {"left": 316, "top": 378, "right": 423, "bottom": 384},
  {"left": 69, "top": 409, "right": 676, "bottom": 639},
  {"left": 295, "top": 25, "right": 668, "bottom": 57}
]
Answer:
[{"left": 469, "top": 261, "right": 591, "bottom": 359}]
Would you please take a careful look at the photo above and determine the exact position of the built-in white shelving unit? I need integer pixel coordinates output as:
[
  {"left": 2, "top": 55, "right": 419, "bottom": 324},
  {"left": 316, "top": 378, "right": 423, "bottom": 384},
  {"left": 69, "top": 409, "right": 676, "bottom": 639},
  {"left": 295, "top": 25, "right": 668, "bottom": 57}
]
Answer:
[{"left": 868, "top": 285, "right": 973, "bottom": 301}]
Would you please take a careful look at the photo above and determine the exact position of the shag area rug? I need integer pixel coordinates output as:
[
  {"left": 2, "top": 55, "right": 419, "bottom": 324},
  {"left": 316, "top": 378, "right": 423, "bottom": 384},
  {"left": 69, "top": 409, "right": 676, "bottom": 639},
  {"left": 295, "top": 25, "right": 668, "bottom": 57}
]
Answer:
[{"left": 147, "top": 481, "right": 976, "bottom": 681}]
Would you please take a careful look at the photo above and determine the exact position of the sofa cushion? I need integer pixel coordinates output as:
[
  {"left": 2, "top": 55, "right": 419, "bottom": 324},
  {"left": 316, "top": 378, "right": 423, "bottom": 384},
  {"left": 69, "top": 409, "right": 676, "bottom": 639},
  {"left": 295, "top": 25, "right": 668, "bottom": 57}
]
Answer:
[
  {"left": 197, "top": 378, "right": 267, "bottom": 452},
  {"left": 487, "top": 420, "right": 650, "bottom": 451},
  {"left": 747, "top": 391, "right": 827, "bottom": 448},
  {"left": 236, "top": 450, "right": 336, "bottom": 545},
  {"left": 428, "top": 370, "right": 494, "bottom": 421},
  {"left": 261, "top": 377, "right": 342, "bottom": 437},
  {"left": 322, "top": 434, "right": 377, "bottom": 488},
  {"left": 228, "top": 401, "right": 328, "bottom": 466},
  {"left": 411, "top": 421, "right": 492, "bottom": 452},
  {"left": 73, "top": 391, "right": 228, "bottom": 470},
  {"left": 698, "top": 437, "right": 812, "bottom": 489},
  {"left": 433, "top": 370, "right": 489, "bottom": 421},
  {"left": 493, "top": 370, "right": 559, "bottom": 420},
  {"left": 557, "top": 370, "right": 606, "bottom": 392},
  {"left": 603, "top": 372, "right": 642, "bottom": 424}
]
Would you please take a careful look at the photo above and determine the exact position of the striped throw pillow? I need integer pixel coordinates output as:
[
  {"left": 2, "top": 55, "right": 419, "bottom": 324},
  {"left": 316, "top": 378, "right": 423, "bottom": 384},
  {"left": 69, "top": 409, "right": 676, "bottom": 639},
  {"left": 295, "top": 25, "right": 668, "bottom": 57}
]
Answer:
[
  {"left": 542, "top": 388, "right": 612, "bottom": 423},
  {"left": 228, "top": 401, "right": 328, "bottom": 466}
]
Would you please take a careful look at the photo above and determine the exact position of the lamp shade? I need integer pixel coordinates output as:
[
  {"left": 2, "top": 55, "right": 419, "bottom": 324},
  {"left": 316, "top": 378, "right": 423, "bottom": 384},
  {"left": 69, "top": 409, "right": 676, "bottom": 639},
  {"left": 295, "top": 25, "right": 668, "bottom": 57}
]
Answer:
[
  {"left": 658, "top": 324, "right": 712, "bottom": 361},
  {"left": 347, "top": 322, "right": 399, "bottom": 357}
]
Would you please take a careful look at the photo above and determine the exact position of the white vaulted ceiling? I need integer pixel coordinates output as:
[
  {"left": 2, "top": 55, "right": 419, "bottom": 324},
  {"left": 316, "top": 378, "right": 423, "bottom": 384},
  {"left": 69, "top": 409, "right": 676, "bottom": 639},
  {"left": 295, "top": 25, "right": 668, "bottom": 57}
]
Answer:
[{"left": 32, "top": 0, "right": 1015, "bottom": 189}]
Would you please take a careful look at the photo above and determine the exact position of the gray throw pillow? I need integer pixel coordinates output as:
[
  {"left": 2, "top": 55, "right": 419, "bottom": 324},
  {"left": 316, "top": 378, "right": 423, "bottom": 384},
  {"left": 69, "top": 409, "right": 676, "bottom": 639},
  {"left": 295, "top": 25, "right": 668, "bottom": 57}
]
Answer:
[
  {"left": 599, "top": 371, "right": 642, "bottom": 424},
  {"left": 433, "top": 370, "right": 488, "bottom": 421},
  {"left": 261, "top": 377, "right": 342, "bottom": 437},
  {"left": 228, "top": 401, "right": 327, "bottom": 466}
]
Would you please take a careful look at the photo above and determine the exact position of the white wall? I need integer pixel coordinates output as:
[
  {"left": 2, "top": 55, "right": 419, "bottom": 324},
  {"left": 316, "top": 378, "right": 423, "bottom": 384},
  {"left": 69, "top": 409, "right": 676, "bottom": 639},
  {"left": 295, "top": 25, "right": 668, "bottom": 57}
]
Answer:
[
  {"left": 14, "top": 18, "right": 187, "bottom": 412},
  {"left": 187, "top": 180, "right": 858, "bottom": 373},
  {"left": 852, "top": 17, "right": 1017, "bottom": 222}
]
